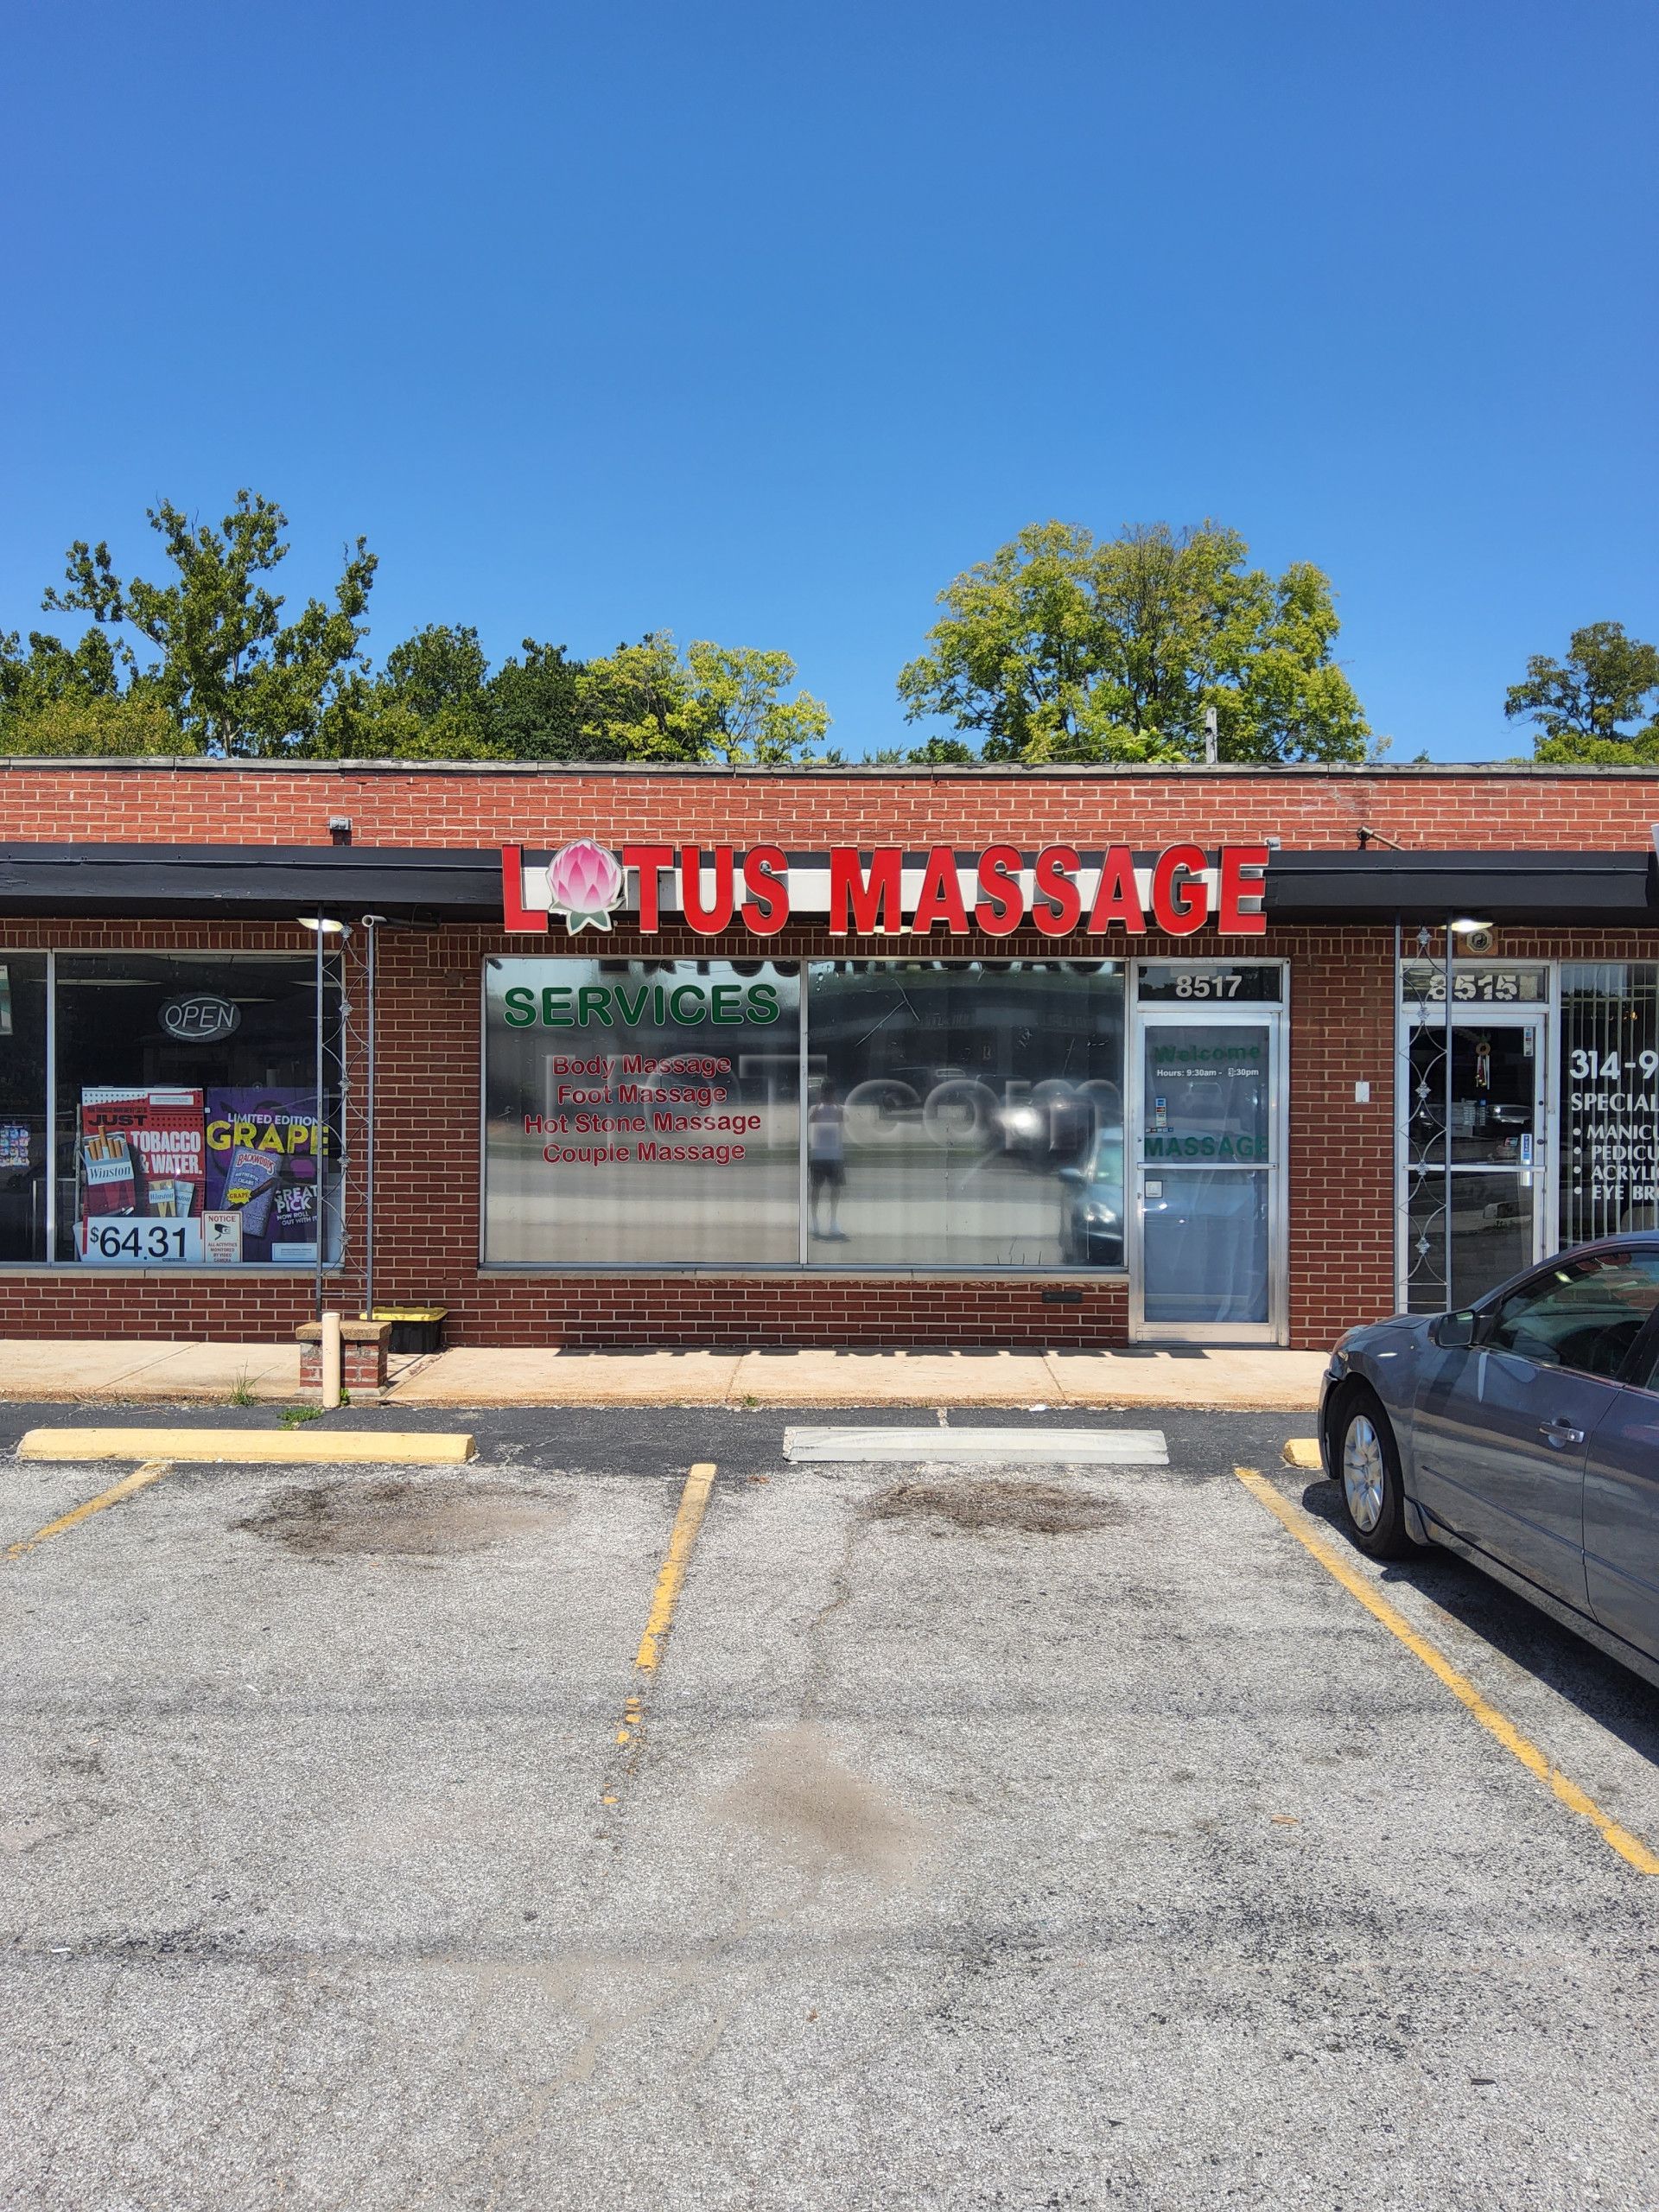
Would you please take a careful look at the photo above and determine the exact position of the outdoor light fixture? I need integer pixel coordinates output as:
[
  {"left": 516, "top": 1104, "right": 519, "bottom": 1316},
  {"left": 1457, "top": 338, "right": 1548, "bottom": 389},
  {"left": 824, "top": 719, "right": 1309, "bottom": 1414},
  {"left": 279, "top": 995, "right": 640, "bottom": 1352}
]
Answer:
[
  {"left": 1448, "top": 917, "right": 1494, "bottom": 936},
  {"left": 297, "top": 915, "right": 351, "bottom": 936}
]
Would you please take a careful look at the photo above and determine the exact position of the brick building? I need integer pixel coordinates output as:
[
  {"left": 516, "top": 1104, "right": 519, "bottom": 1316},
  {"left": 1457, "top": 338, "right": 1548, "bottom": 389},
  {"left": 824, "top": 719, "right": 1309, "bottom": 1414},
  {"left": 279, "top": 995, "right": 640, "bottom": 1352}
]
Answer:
[{"left": 0, "top": 758, "right": 1656, "bottom": 1351}]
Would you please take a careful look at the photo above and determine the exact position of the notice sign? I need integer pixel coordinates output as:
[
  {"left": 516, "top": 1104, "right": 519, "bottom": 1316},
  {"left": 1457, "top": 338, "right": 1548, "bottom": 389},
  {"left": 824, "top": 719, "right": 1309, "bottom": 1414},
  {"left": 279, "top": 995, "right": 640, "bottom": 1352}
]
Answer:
[{"left": 202, "top": 1210, "right": 244, "bottom": 1264}]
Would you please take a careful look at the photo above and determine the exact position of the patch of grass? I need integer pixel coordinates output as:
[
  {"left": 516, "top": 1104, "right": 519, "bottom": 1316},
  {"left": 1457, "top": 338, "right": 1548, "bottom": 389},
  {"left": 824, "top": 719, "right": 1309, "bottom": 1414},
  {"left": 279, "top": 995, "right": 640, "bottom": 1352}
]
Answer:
[
  {"left": 279, "top": 1404, "right": 324, "bottom": 1428},
  {"left": 226, "top": 1371, "right": 257, "bottom": 1408}
]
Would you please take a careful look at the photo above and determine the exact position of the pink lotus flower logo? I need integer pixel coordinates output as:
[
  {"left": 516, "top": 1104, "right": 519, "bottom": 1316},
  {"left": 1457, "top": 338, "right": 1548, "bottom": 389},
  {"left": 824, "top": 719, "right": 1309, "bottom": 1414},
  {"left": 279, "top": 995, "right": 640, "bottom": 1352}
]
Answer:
[{"left": 546, "top": 839, "right": 625, "bottom": 934}]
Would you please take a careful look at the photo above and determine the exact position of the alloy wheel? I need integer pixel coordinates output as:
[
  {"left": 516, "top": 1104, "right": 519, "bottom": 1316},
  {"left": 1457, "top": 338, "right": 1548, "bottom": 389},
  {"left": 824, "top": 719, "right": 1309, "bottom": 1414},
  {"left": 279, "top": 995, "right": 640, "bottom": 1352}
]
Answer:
[{"left": 1342, "top": 1413, "right": 1387, "bottom": 1533}]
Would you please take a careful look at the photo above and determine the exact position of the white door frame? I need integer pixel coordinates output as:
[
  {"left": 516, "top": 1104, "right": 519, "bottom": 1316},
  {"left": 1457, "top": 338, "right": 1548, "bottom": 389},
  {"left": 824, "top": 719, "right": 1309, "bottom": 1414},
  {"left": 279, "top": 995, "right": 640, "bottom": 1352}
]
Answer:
[{"left": 1127, "top": 976, "right": 1289, "bottom": 1345}]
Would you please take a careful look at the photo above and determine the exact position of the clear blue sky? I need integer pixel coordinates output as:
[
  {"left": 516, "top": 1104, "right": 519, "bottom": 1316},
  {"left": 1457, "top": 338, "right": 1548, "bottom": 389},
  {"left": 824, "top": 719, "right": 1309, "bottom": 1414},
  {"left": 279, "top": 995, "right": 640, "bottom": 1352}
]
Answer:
[{"left": 3, "top": 0, "right": 1654, "bottom": 761}]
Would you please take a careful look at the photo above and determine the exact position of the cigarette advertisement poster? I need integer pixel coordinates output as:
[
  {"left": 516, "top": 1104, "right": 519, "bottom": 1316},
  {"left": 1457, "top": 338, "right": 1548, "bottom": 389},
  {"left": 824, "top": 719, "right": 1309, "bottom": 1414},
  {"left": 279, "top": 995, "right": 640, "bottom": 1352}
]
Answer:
[
  {"left": 76, "top": 1085, "right": 327, "bottom": 1265},
  {"left": 204, "top": 1090, "right": 325, "bottom": 1263},
  {"left": 77, "top": 1087, "right": 207, "bottom": 1263}
]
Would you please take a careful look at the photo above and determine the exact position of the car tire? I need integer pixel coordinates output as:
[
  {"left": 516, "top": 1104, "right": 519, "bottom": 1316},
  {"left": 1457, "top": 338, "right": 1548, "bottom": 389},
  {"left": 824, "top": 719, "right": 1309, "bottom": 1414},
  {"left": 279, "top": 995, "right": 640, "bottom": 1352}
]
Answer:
[{"left": 1333, "top": 1392, "right": 1417, "bottom": 1560}]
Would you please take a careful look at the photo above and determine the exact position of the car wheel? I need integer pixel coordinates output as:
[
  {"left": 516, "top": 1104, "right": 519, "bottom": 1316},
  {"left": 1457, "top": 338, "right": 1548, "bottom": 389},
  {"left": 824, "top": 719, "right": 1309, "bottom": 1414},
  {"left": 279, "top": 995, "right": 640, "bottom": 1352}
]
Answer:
[{"left": 1335, "top": 1393, "right": 1416, "bottom": 1560}]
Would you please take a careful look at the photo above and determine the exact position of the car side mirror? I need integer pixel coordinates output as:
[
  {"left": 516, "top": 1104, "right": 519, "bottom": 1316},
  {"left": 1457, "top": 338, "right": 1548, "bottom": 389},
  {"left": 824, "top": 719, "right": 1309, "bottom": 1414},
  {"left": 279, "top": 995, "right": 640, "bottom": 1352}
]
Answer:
[
  {"left": 1433, "top": 1310, "right": 1477, "bottom": 1349},
  {"left": 1055, "top": 1166, "right": 1084, "bottom": 1185}
]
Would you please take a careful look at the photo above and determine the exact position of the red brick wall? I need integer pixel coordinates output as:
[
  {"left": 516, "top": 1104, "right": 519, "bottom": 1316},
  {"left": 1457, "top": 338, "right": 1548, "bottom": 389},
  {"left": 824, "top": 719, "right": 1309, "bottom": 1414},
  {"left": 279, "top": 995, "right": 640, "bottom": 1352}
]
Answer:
[
  {"left": 1, "top": 755, "right": 1657, "bottom": 851},
  {"left": 3, "top": 761, "right": 1656, "bottom": 1353}
]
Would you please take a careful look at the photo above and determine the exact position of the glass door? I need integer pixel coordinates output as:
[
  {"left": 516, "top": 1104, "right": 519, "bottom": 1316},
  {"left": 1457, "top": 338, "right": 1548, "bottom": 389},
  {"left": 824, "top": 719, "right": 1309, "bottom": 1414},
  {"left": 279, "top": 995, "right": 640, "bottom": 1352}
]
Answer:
[
  {"left": 1128, "top": 1001, "right": 1287, "bottom": 1344},
  {"left": 1398, "top": 1007, "right": 1549, "bottom": 1313}
]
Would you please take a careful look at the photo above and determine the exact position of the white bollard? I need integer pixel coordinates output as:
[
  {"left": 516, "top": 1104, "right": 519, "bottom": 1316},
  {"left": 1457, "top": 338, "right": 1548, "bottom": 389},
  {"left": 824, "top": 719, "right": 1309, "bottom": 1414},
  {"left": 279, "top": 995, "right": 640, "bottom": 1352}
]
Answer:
[{"left": 320, "top": 1311, "right": 343, "bottom": 1409}]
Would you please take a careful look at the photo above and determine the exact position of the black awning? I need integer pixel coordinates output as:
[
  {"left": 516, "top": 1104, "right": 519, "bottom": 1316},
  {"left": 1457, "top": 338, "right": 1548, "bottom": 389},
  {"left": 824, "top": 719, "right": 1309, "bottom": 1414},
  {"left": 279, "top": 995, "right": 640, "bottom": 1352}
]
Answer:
[
  {"left": 1264, "top": 849, "right": 1659, "bottom": 925},
  {"left": 0, "top": 844, "right": 504, "bottom": 921},
  {"left": 0, "top": 841, "right": 1655, "bottom": 929}
]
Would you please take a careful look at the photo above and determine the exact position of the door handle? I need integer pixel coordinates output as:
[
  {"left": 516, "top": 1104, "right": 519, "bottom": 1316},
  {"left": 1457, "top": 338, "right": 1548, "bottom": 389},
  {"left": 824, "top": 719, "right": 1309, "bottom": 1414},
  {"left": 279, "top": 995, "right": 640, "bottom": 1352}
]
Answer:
[{"left": 1537, "top": 1421, "right": 1586, "bottom": 1448}]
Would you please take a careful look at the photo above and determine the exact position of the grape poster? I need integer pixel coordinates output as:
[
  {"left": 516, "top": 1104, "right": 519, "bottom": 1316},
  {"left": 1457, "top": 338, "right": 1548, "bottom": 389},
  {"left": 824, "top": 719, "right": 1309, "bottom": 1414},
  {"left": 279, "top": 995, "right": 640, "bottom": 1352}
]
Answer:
[{"left": 203, "top": 1090, "right": 325, "bottom": 1263}]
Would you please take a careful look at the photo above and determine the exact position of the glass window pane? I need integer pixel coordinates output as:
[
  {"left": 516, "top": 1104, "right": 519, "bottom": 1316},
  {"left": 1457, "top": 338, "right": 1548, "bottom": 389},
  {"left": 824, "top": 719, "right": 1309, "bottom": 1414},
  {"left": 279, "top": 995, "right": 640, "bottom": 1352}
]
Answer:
[
  {"left": 482, "top": 957, "right": 800, "bottom": 1265},
  {"left": 1560, "top": 963, "right": 1659, "bottom": 1246},
  {"left": 0, "top": 954, "right": 48, "bottom": 1262},
  {"left": 1406, "top": 1168, "right": 1535, "bottom": 1314},
  {"left": 1141, "top": 1169, "right": 1269, "bottom": 1324},
  {"left": 1488, "top": 1252, "right": 1659, "bottom": 1378},
  {"left": 804, "top": 961, "right": 1125, "bottom": 1269},
  {"left": 1144, "top": 1023, "right": 1271, "bottom": 1161},
  {"left": 54, "top": 954, "right": 340, "bottom": 1267}
]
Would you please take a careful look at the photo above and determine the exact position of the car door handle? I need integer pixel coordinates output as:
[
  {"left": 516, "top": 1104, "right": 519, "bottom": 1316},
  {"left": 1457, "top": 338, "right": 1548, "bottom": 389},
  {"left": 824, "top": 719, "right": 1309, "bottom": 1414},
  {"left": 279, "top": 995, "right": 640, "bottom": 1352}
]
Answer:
[{"left": 1538, "top": 1421, "right": 1586, "bottom": 1448}]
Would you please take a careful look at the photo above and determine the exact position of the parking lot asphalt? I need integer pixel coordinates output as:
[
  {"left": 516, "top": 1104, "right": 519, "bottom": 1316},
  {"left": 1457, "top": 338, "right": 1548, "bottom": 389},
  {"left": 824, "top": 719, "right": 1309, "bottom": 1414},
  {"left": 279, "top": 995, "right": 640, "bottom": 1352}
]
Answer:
[{"left": 5, "top": 1407, "right": 1659, "bottom": 2210}]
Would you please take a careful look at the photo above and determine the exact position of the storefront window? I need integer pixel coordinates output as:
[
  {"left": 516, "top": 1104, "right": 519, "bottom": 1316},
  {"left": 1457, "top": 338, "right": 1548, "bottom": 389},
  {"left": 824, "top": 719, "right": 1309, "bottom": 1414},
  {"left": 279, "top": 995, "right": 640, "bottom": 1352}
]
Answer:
[
  {"left": 804, "top": 962, "right": 1125, "bottom": 1268},
  {"left": 0, "top": 955, "right": 48, "bottom": 1262},
  {"left": 481, "top": 957, "right": 802, "bottom": 1265},
  {"left": 1560, "top": 963, "right": 1659, "bottom": 1245},
  {"left": 54, "top": 954, "right": 341, "bottom": 1267}
]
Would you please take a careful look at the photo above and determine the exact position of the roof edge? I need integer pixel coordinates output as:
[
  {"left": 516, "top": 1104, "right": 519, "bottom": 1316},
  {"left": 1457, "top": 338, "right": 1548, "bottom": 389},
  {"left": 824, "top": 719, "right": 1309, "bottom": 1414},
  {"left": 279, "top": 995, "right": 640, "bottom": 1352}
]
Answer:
[{"left": 0, "top": 756, "right": 1656, "bottom": 781}]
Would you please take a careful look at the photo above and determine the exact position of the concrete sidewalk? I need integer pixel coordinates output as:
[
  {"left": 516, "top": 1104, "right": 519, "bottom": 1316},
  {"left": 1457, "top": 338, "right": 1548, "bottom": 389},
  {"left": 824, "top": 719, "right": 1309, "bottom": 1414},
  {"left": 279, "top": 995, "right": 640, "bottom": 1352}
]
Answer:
[{"left": 0, "top": 1338, "right": 1326, "bottom": 1410}]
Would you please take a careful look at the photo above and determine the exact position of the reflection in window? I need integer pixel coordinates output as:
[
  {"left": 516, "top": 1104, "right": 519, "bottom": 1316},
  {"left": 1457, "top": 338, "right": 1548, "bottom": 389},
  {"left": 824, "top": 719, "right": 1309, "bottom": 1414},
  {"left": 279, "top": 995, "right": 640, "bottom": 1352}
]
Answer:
[
  {"left": 804, "top": 963, "right": 1125, "bottom": 1269},
  {"left": 481, "top": 958, "right": 801, "bottom": 1265},
  {"left": 1488, "top": 1252, "right": 1659, "bottom": 1378},
  {"left": 0, "top": 954, "right": 48, "bottom": 1262}
]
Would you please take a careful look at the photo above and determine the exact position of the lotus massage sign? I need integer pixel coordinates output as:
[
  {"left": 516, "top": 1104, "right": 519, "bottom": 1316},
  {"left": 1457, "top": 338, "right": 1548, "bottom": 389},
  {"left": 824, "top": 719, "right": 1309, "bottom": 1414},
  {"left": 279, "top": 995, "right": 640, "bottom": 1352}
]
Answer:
[{"left": 502, "top": 838, "right": 1270, "bottom": 937}]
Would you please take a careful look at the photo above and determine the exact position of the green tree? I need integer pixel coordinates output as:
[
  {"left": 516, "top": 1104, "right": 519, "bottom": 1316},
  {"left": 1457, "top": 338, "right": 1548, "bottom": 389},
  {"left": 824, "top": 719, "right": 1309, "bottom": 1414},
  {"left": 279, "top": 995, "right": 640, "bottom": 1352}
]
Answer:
[
  {"left": 483, "top": 639, "right": 585, "bottom": 760},
  {"left": 0, "top": 689, "right": 183, "bottom": 756},
  {"left": 573, "top": 633, "right": 705, "bottom": 760},
  {"left": 316, "top": 621, "right": 498, "bottom": 759},
  {"left": 1503, "top": 621, "right": 1659, "bottom": 764},
  {"left": 682, "top": 640, "right": 831, "bottom": 765},
  {"left": 571, "top": 633, "right": 833, "bottom": 764},
  {"left": 897, "top": 519, "right": 1371, "bottom": 765},
  {"left": 41, "top": 490, "right": 376, "bottom": 756}
]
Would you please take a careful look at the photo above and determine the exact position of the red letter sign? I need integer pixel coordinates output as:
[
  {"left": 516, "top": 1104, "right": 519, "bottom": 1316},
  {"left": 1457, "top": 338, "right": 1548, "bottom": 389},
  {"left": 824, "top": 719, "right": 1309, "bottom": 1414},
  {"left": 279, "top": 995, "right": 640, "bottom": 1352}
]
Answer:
[
  {"left": 1151, "top": 844, "right": 1210, "bottom": 935},
  {"left": 1219, "top": 844, "right": 1269, "bottom": 935},
  {"left": 830, "top": 848, "right": 901, "bottom": 935}
]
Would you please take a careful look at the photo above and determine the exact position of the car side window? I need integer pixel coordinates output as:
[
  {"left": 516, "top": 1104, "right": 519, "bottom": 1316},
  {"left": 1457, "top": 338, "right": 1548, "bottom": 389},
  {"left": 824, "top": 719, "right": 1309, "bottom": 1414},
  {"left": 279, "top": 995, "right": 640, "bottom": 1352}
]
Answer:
[
  {"left": 1485, "top": 1253, "right": 1659, "bottom": 1380},
  {"left": 1625, "top": 1324, "right": 1659, "bottom": 1397}
]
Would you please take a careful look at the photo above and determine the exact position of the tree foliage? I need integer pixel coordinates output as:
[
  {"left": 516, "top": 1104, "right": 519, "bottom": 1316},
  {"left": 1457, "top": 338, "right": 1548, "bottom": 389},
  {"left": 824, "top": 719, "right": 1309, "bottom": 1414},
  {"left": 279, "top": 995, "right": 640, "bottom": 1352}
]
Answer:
[
  {"left": 1503, "top": 621, "right": 1659, "bottom": 764},
  {"left": 897, "top": 519, "right": 1372, "bottom": 765},
  {"left": 0, "top": 492, "right": 836, "bottom": 764},
  {"left": 40, "top": 491, "right": 375, "bottom": 756}
]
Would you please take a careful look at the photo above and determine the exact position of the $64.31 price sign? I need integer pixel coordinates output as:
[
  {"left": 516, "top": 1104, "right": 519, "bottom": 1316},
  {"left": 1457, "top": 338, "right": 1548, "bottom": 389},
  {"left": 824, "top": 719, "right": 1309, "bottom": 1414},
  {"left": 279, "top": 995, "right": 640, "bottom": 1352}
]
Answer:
[{"left": 79, "top": 1217, "right": 203, "bottom": 1264}]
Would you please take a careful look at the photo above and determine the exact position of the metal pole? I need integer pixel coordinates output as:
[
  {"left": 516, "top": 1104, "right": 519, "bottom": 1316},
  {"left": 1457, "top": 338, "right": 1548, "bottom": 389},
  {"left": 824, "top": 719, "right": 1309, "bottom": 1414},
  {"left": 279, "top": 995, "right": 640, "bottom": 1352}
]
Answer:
[
  {"left": 315, "top": 924, "right": 326, "bottom": 1322},
  {"left": 43, "top": 950, "right": 56, "bottom": 1264},
  {"left": 364, "top": 918, "right": 378, "bottom": 1321},
  {"left": 1444, "top": 917, "right": 1454, "bottom": 1310}
]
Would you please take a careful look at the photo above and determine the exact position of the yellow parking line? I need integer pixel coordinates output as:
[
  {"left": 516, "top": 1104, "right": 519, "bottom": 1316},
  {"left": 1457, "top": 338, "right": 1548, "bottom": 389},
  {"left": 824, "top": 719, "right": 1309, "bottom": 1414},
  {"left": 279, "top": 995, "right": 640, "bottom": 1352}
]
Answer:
[
  {"left": 4, "top": 1460, "right": 175, "bottom": 1561},
  {"left": 634, "top": 1461, "right": 716, "bottom": 1672},
  {"left": 1235, "top": 1465, "right": 1659, "bottom": 1878},
  {"left": 601, "top": 1462, "right": 718, "bottom": 1811}
]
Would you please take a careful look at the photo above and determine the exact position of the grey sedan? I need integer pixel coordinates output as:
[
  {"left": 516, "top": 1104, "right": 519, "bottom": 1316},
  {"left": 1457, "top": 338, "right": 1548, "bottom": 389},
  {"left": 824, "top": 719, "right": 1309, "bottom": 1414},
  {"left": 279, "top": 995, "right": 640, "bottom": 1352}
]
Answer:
[{"left": 1320, "top": 1234, "right": 1659, "bottom": 1688}]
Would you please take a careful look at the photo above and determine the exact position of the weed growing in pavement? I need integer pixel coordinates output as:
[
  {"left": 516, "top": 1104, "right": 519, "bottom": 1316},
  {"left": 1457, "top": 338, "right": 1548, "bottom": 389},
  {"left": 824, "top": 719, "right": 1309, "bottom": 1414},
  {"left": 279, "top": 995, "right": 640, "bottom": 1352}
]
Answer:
[
  {"left": 279, "top": 1405, "right": 323, "bottom": 1427},
  {"left": 226, "top": 1372, "right": 257, "bottom": 1408}
]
